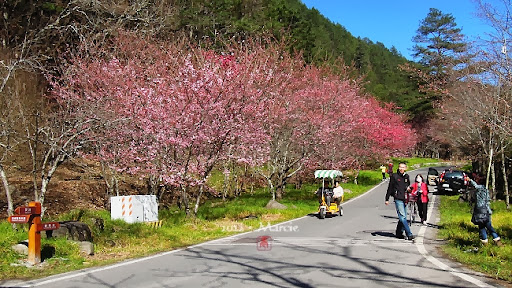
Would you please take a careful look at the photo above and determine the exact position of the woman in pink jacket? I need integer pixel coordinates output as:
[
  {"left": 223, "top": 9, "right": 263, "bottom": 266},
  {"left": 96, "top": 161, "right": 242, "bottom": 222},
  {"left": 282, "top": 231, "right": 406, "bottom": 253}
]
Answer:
[{"left": 410, "top": 174, "right": 429, "bottom": 225}]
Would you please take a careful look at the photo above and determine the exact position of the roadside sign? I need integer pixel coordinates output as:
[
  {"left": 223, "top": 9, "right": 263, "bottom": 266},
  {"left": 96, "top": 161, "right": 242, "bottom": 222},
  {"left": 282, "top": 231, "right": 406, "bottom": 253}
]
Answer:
[
  {"left": 6, "top": 202, "right": 46, "bottom": 265},
  {"left": 8, "top": 215, "right": 30, "bottom": 224},
  {"left": 15, "top": 206, "right": 37, "bottom": 215},
  {"left": 37, "top": 222, "right": 60, "bottom": 231}
]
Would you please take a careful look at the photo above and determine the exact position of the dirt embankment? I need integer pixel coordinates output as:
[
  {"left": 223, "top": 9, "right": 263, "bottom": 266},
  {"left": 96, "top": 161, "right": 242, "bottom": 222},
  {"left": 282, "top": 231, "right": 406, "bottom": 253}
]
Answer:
[{"left": 0, "top": 159, "right": 148, "bottom": 219}]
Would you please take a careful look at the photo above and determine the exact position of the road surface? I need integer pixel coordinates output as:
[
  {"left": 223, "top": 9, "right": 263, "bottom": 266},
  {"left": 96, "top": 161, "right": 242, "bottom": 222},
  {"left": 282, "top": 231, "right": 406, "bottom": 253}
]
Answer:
[{"left": 2, "top": 167, "right": 504, "bottom": 288}]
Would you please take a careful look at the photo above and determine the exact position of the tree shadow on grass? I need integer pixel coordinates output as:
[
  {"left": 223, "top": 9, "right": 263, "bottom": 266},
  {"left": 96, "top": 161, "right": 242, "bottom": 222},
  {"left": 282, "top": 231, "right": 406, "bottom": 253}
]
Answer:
[
  {"left": 41, "top": 245, "right": 56, "bottom": 261},
  {"left": 500, "top": 226, "right": 512, "bottom": 243}
]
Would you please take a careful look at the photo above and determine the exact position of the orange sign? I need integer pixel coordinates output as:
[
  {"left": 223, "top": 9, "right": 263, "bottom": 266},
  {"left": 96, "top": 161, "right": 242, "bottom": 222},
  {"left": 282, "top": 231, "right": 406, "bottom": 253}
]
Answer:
[
  {"left": 8, "top": 215, "right": 30, "bottom": 224},
  {"left": 37, "top": 222, "right": 60, "bottom": 231},
  {"left": 7, "top": 202, "right": 45, "bottom": 265},
  {"left": 15, "top": 206, "right": 37, "bottom": 215}
]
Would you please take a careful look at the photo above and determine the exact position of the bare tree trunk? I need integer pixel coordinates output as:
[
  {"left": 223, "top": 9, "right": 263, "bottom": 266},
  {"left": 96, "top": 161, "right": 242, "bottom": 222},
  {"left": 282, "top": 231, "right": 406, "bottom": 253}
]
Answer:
[
  {"left": 295, "top": 178, "right": 302, "bottom": 190},
  {"left": 0, "top": 164, "right": 13, "bottom": 216},
  {"left": 194, "top": 184, "right": 204, "bottom": 215},
  {"left": 40, "top": 153, "right": 66, "bottom": 218},
  {"left": 114, "top": 176, "right": 119, "bottom": 196},
  {"left": 269, "top": 179, "right": 275, "bottom": 201},
  {"left": 32, "top": 112, "right": 40, "bottom": 201},
  {"left": 101, "top": 161, "right": 112, "bottom": 195},
  {"left": 275, "top": 172, "right": 285, "bottom": 200},
  {"left": 100, "top": 160, "right": 118, "bottom": 209},
  {"left": 40, "top": 176, "right": 49, "bottom": 216},
  {"left": 275, "top": 161, "right": 303, "bottom": 201},
  {"left": 147, "top": 174, "right": 158, "bottom": 195},
  {"left": 21, "top": 109, "right": 40, "bottom": 201},
  {"left": 180, "top": 185, "right": 190, "bottom": 217},
  {"left": 501, "top": 141, "right": 510, "bottom": 209},
  {"left": 222, "top": 163, "right": 229, "bottom": 201},
  {"left": 491, "top": 163, "right": 496, "bottom": 201},
  {"left": 257, "top": 168, "right": 276, "bottom": 201},
  {"left": 276, "top": 186, "right": 283, "bottom": 200},
  {"left": 240, "top": 165, "right": 248, "bottom": 194},
  {"left": 486, "top": 147, "right": 493, "bottom": 190},
  {"left": 235, "top": 173, "right": 240, "bottom": 197}
]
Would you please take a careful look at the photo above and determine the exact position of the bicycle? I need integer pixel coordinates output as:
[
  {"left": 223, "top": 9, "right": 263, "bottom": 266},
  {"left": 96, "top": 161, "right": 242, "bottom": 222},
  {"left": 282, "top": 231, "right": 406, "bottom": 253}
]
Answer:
[{"left": 407, "top": 196, "right": 418, "bottom": 226}]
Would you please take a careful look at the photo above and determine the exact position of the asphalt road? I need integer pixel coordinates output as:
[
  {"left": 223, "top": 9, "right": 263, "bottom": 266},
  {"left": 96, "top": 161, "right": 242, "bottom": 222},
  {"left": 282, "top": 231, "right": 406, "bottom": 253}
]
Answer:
[{"left": 2, "top": 167, "right": 504, "bottom": 288}]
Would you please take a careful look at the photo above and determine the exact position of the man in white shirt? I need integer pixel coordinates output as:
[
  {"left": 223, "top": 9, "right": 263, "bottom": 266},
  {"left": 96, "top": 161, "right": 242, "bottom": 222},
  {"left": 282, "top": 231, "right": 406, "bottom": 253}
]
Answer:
[{"left": 333, "top": 182, "right": 344, "bottom": 205}]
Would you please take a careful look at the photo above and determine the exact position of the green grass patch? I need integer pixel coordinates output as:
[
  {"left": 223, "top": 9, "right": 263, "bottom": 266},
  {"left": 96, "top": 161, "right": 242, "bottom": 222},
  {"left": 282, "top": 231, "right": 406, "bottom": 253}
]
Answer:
[
  {"left": 390, "top": 157, "right": 458, "bottom": 169},
  {"left": 206, "top": 169, "right": 225, "bottom": 191},
  {"left": 460, "top": 163, "right": 473, "bottom": 171},
  {"left": 438, "top": 195, "right": 512, "bottom": 282}
]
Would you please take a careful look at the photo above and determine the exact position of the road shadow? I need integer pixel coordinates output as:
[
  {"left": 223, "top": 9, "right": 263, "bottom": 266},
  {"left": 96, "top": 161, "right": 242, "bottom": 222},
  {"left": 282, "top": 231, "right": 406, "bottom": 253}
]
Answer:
[
  {"left": 424, "top": 223, "right": 443, "bottom": 229},
  {"left": 381, "top": 214, "right": 398, "bottom": 220},
  {"left": 432, "top": 190, "right": 460, "bottom": 196},
  {"left": 169, "top": 238, "right": 475, "bottom": 288},
  {"left": 53, "top": 226, "right": 467, "bottom": 288},
  {"left": 370, "top": 231, "right": 396, "bottom": 238},
  {"left": 306, "top": 213, "right": 342, "bottom": 219}
]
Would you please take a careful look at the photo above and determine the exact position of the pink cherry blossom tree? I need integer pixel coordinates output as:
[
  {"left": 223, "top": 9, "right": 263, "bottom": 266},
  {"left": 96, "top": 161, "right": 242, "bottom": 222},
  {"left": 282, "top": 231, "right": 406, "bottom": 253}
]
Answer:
[
  {"left": 49, "top": 30, "right": 417, "bottom": 210},
  {"left": 50, "top": 31, "right": 271, "bottom": 215},
  {"left": 255, "top": 57, "right": 416, "bottom": 199}
]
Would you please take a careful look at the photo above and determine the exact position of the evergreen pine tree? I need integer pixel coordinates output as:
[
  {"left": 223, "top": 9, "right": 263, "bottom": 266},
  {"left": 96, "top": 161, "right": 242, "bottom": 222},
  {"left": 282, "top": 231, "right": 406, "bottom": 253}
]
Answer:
[{"left": 412, "top": 8, "right": 467, "bottom": 84}]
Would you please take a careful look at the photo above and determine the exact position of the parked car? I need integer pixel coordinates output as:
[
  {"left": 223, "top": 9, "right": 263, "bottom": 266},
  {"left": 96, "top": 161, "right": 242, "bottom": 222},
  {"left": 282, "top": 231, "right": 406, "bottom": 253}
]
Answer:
[
  {"left": 427, "top": 167, "right": 439, "bottom": 186},
  {"left": 437, "top": 170, "right": 468, "bottom": 194}
]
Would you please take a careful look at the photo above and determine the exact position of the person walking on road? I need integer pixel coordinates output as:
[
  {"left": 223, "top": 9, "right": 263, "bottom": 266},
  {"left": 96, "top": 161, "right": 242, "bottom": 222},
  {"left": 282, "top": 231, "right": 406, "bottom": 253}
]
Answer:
[
  {"left": 409, "top": 174, "right": 429, "bottom": 225},
  {"left": 385, "top": 162, "right": 414, "bottom": 240},
  {"left": 387, "top": 161, "right": 394, "bottom": 178},
  {"left": 467, "top": 176, "right": 504, "bottom": 247},
  {"left": 380, "top": 165, "right": 387, "bottom": 181}
]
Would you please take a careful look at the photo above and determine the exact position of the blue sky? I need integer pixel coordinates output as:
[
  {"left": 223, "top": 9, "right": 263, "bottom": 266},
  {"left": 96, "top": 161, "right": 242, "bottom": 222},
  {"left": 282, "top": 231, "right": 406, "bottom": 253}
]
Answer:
[{"left": 301, "top": 0, "right": 494, "bottom": 60}]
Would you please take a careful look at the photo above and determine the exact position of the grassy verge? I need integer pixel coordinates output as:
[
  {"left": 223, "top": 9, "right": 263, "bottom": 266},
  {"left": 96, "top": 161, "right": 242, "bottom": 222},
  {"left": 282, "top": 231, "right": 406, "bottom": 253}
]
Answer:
[
  {"left": 390, "top": 157, "right": 464, "bottom": 169},
  {"left": 438, "top": 195, "right": 512, "bottom": 282},
  {"left": 0, "top": 171, "right": 381, "bottom": 280}
]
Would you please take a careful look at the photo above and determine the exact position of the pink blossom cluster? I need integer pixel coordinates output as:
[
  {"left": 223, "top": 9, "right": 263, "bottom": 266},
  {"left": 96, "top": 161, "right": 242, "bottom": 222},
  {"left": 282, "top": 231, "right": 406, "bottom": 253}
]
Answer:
[{"left": 48, "top": 31, "right": 416, "bottom": 189}]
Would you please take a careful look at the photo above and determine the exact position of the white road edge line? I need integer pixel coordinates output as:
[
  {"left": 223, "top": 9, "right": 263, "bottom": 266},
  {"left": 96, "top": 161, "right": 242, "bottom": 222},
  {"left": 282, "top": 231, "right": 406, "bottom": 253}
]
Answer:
[{"left": 415, "top": 193, "right": 494, "bottom": 288}]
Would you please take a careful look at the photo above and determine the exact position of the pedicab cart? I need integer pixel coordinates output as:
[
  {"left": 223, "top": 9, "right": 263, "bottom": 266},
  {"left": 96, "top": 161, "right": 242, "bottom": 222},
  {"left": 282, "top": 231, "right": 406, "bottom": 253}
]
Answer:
[{"left": 315, "top": 170, "right": 343, "bottom": 219}]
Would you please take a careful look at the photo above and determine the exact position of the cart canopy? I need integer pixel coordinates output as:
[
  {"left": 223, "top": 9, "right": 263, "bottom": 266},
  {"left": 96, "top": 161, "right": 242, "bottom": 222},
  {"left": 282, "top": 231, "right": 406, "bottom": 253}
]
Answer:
[{"left": 314, "top": 170, "right": 343, "bottom": 179}]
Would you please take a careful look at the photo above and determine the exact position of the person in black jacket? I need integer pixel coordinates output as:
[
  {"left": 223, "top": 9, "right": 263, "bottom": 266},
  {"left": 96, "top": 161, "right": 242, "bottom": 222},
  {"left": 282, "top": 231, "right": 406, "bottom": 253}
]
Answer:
[{"left": 385, "top": 162, "right": 414, "bottom": 240}]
